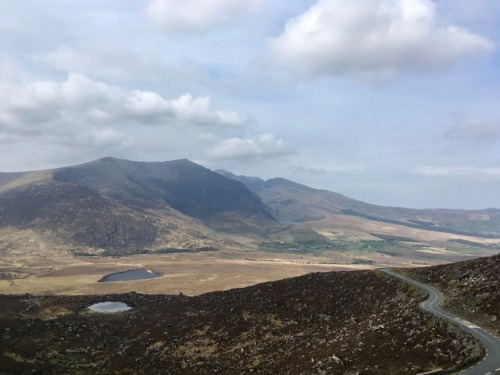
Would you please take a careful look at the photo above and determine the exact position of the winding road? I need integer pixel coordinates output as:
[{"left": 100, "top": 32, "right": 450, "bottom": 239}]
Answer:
[{"left": 381, "top": 269, "right": 500, "bottom": 375}]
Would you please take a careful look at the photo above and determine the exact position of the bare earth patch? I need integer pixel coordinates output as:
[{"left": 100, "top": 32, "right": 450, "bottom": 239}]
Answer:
[{"left": 0, "top": 250, "right": 362, "bottom": 296}]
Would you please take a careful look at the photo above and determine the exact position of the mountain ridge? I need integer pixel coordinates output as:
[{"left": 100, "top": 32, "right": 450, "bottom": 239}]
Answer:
[
  {"left": 217, "top": 170, "right": 500, "bottom": 238},
  {"left": 1, "top": 158, "right": 499, "bottom": 260},
  {"left": 0, "top": 158, "right": 277, "bottom": 255}
]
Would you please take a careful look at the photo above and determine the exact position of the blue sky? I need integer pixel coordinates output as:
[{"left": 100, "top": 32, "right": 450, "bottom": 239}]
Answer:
[{"left": 1, "top": 0, "right": 499, "bottom": 209}]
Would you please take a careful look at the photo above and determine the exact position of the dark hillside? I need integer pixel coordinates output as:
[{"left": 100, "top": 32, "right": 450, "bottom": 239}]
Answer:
[
  {"left": 54, "top": 158, "right": 276, "bottom": 232},
  {"left": 0, "top": 172, "right": 26, "bottom": 187},
  {"left": 0, "top": 181, "right": 158, "bottom": 252},
  {"left": 0, "top": 270, "right": 481, "bottom": 374},
  {"left": 0, "top": 158, "right": 279, "bottom": 255},
  {"left": 403, "top": 253, "right": 500, "bottom": 335}
]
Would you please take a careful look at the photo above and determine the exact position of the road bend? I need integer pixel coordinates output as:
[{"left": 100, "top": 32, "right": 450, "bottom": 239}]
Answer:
[{"left": 381, "top": 269, "right": 500, "bottom": 375}]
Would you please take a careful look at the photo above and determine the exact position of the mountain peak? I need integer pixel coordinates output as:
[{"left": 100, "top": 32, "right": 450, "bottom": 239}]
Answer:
[{"left": 0, "top": 158, "right": 278, "bottom": 254}]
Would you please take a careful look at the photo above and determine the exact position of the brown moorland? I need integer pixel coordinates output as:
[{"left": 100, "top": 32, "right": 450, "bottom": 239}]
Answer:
[
  {"left": 403, "top": 252, "right": 500, "bottom": 336},
  {"left": 0, "top": 270, "right": 482, "bottom": 375}
]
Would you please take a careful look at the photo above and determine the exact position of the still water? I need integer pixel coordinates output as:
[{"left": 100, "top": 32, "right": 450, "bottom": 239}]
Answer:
[
  {"left": 99, "top": 268, "right": 161, "bottom": 282},
  {"left": 88, "top": 301, "right": 131, "bottom": 313}
]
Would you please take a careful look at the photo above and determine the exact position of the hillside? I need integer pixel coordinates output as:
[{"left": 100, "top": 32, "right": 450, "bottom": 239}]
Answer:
[
  {"left": 1, "top": 158, "right": 498, "bottom": 262},
  {"left": 218, "top": 171, "right": 500, "bottom": 238},
  {"left": 403, "top": 252, "right": 500, "bottom": 335},
  {"left": 0, "top": 158, "right": 276, "bottom": 255},
  {"left": 0, "top": 270, "right": 481, "bottom": 374},
  {"left": 0, "top": 181, "right": 158, "bottom": 252},
  {"left": 52, "top": 158, "right": 276, "bottom": 232}
]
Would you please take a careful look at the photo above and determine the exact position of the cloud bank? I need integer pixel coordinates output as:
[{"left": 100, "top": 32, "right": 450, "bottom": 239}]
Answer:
[
  {"left": 44, "top": 45, "right": 164, "bottom": 82},
  {"left": 292, "top": 164, "right": 365, "bottom": 175},
  {"left": 146, "top": 0, "right": 262, "bottom": 34},
  {"left": 268, "top": 0, "right": 495, "bottom": 79},
  {"left": 0, "top": 69, "right": 247, "bottom": 130},
  {"left": 207, "top": 133, "right": 294, "bottom": 161},
  {"left": 415, "top": 166, "right": 500, "bottom": 179}
]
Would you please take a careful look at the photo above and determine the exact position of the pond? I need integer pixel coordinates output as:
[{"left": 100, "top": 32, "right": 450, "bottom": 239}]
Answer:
[
  {"left": 98, "top": 268, "right": 161, "bottom": 282},
  {"left": 88, "top": 301, "right": 132, "bottom": 313}
]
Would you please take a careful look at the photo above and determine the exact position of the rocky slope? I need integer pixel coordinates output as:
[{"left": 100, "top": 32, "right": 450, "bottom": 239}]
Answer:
[
  {"left": 0, "top": 158, "right": 276, "bottom": 255},
  {"left": 0, "top": 270, "right": 481, "bottom": 374},
  {"left": 53, "top": 158, "right": 275, "bottom": 232},
  {"left": 403, "top": 252, "right": 500, "bottom": 335}
]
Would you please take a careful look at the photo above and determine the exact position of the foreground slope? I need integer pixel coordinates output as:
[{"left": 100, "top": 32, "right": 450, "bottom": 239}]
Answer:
[
  {"left": 0, "top": 158, "right": 276, "bottom": 255},
  {"left": 403, "top": 252, "right": 500, "bottom": 335},
  {"left": 0, "top": 270, "right": 481, "bottom": 374},
  {"left": 383, "top": 268, "right": 500, "bottom": 375}
]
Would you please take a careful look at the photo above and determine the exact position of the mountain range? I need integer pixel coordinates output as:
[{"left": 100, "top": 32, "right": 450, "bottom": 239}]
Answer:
[
  {"left": 218, "top": 170, "right": 500, "bottom": 238},
  {"left": 1, "top": 157, "right": 499, "bottom": 256},
  {"left": 0, "top": 157, "right": 275, "bottom": 255}
]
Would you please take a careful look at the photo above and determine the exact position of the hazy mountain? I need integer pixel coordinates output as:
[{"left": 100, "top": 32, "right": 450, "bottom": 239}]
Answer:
[
  {"left": 0, "top": 158, "right": 276, "bottom": 255},
  {"left": 2, "top": 158, "right": 499, "bottom": 258},
  {"left": 217, "top": 170, "right": 500, "bottom": 238}
]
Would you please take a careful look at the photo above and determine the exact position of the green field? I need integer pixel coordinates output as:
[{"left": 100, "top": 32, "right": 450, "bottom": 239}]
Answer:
[{"left": 259, "top": 236, "right": 427, "bottom": 257}]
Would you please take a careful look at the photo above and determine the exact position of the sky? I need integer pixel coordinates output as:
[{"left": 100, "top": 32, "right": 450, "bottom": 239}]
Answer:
[{"left": 1, "top": 0, "right": 499, "bottom": 209}]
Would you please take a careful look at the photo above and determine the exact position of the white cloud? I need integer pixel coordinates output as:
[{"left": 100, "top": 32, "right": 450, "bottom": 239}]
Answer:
[
  {"left": 146, "top": 0, "right": 262, "bottom": 34},
  {"left": 292, "top": 164, "right": 365, "bottom": 175},
  {"left": 415, "top": 166, "right": 500, "bottom": 179},
  {"left": 76, "top": 128, "right": 127, "bottom": 148},
  {"left": 207, "top": 133, "right": 295, "bottom": 161},
  {"left": 0, "top": 71, "right": 247, "bottom": 129},
  {"left": 170, "top": 94, "right": 247, "bottom": 126},
  {"left": 44, "top": 45, "right": 164, "bottom": 81},
  {"left": 268, "top": 0, "right": 495, "bottom": 79},
  {"left": 0, "top": 67, "right": 251, "bottom": 170}
]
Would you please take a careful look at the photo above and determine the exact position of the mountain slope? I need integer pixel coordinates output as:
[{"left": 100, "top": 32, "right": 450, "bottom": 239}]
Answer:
[
  {"left": 0, "top": 269, "right": 481, "bottom": 374},
  {"left": 403, "top": 252, "right": 500, "bottom": 335},
  {"left": 53, "top": 157, "right": 276, "bottom": 232},
  {"left": 218, "top": 171, "right": 500, "bottom": 238},
  {"left": 0, "top": 158, "right": 276, "bottom": 255},
  {"left": 0, "top": 180, "right": 159, "bottom": 252}
]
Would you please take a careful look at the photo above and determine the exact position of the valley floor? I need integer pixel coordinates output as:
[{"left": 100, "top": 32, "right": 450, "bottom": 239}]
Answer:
[
  {"left": 0, "top": 246, "right": 471, "bottom": 296},
  {"left": 0, "top": 251, "right": 350, "bottom": 296}
]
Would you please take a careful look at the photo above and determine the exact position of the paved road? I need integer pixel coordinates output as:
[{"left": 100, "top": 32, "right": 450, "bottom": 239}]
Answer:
[{"left": 381, "top": 269, "right": 500, "bottom": 375}]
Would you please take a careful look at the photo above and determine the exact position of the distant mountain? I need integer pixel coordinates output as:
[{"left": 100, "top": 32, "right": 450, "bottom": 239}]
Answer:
[
  {"left": 53, "top": 158, "right": 275, "bottom": 229},
  {"left": 217, "top": 171, "right": 500, "bottom": 238},
  {"left": 0, "top": 158, "right": 276, "bottom": 255},
  {"left": 2, "top": 158, "right": 499, "bottom": 258}
]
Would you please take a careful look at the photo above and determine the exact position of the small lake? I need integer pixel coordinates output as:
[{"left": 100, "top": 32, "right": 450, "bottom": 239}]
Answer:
[
  {"left": 98, "top": 268, "right": 162, "bottom": 282},
  {"left": 88, "top": 301, "right": 131, "bottom": 313}
]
